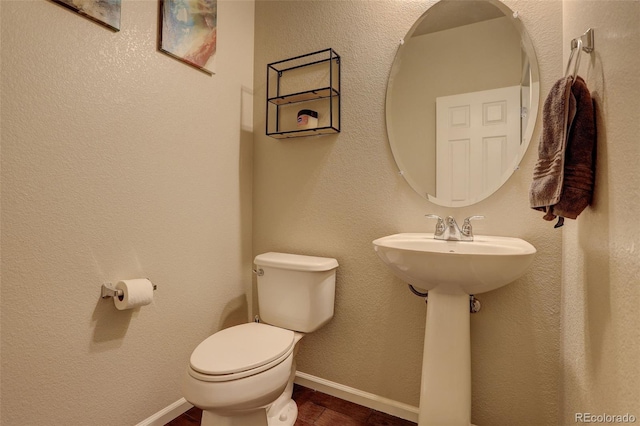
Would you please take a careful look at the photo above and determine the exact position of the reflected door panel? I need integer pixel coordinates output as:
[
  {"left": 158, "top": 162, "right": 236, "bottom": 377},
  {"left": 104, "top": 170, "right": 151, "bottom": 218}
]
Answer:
[{"left": 436, "top": 85, "right": 520, "bottom": 204}]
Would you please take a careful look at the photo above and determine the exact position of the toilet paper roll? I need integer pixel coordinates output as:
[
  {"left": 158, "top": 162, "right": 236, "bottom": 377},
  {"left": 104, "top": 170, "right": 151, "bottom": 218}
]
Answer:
[{"left": 114, "top": 278, "right": 154, "bottom": 310}]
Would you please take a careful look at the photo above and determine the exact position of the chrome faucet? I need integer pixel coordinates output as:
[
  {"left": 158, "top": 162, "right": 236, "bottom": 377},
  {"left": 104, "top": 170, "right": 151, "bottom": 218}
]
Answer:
[
  {"left": 425, "top": 214, "right": 484, "bottom": 241},
  {"left": 425, "top": 214, "right": 445, "bottom": 238}
]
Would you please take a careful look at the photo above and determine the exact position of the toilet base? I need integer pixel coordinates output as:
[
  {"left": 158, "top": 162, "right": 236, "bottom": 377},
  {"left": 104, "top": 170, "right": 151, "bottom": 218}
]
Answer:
[
  {"left": 267, "top": 400, "right": 297, "bottom": 426},
  {"left": 201, "top": 409, "right": 268, "bottom": 426},
  {"left": 266, "top": 357, "right": 298, "bottom": 426}
]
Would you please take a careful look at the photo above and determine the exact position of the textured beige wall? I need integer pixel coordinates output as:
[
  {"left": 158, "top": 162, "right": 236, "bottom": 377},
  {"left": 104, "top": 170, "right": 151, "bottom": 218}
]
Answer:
[
  {"left": 253, "top": 1, "right": 562, "bottom": 425},
  {"left": 1, "top": 0, "right": 254, "bottom": 424},
  {"left": 561, "top": 1, "right": 640, "bottom": 424}
]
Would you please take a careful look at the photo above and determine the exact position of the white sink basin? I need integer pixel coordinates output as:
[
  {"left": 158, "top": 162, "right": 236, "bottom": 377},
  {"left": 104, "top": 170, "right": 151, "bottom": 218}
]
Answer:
[{"left": 373, "top": 233, "right": 536, "bottom": 294}]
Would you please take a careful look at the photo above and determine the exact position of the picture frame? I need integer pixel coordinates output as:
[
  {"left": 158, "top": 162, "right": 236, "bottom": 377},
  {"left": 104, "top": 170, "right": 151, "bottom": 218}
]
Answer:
[
  {"left": 51, "top": 0, "right": 121, "bottom": 32},
  {"left": 159, "top": 0, "right": 218, "bottom": 74}
]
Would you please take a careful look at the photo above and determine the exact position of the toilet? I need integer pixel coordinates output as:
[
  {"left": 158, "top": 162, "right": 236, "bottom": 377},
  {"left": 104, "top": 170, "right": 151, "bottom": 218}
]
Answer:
[{"left": 182, "top": 252, "right": 338, "bottom": 426}]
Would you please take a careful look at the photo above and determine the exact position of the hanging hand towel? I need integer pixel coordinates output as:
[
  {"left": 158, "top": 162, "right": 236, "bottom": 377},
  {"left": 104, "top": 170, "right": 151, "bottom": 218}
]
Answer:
[{"left": 530, "top": 76, "right": 596, "bottom": 227}]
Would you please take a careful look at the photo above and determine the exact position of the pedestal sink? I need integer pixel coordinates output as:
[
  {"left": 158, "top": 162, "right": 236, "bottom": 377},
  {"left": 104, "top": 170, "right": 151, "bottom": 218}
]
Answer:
[{"left": 372, "top": 233, "right": 536, "bottom": 426}]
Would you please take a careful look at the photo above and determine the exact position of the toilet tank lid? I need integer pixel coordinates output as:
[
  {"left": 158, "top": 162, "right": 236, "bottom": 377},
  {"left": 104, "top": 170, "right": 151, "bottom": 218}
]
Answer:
[{"left": 254, "top": 252, "right": 338, "bottom": 272}]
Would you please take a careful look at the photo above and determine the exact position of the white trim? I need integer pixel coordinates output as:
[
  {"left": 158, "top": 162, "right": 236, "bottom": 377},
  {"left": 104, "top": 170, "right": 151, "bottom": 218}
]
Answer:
[
  {"left": 135, "top": 374, "right": 420, "bottom": 425},
  {"left": 135, "top": 398, "right": 193, "bottom": 426},
  {"left": 294, "top": 371, "right": 419, "bottom": 423}
]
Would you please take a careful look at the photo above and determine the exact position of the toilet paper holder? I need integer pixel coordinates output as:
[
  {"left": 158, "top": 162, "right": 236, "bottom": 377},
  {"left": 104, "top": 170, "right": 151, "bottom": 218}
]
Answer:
[{"left": 101, "top": 280, "right": 157, "bottom": 300}]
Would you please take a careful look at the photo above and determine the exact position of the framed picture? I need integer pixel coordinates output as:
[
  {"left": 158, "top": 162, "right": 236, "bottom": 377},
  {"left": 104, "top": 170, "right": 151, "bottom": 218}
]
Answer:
[
  {"left": 159, "top": 0, "right": 218, "bottom": 74},
  {"left": 52, "top": 0, "right": 121, "bottom": 32}
]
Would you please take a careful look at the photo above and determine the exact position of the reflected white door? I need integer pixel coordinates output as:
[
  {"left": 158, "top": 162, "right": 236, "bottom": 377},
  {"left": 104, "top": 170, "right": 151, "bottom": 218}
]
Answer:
[{"left": 436, "top": 86, "right": 521, "bottom": 205}]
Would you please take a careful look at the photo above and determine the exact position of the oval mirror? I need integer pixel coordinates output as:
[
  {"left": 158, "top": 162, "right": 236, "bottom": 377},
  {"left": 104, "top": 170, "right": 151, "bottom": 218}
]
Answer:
[{"left": 386, "top": 0, "right": 539, "bottom": 207}]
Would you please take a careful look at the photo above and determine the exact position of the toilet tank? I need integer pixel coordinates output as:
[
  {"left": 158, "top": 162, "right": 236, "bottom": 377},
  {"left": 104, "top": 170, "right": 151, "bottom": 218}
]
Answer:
[{"left": 254, "top": 252, "right": 338, "bottom": 333}]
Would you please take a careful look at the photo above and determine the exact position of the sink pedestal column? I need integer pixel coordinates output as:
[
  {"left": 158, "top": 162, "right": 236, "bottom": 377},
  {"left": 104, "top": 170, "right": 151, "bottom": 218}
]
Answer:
[{"left": 419, "top": 286, "right": 471, "bottom": 426}]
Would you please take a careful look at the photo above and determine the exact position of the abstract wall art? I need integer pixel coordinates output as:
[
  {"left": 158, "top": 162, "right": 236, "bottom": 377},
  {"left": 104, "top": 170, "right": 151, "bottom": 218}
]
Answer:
[
  {"left": 159, "top": 0, "right": 218, "bottom": 74},
  {"left": 52, "top": 0, "right": 121, "bottom": 31}
]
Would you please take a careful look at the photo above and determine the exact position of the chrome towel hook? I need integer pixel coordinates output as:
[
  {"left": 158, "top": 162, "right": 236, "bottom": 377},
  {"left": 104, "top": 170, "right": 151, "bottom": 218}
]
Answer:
[
  {"left": 572, "top": 28, "right": 594, "bottom": 54},
  {"left": 565, "top": 29, "right": 595, "bottom": 79}
]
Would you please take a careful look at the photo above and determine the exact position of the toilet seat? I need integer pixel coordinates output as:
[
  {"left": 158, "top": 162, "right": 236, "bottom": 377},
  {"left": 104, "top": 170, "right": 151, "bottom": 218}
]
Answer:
[{"left": 189, "top": 322, "right": 295, "bottom": 383}]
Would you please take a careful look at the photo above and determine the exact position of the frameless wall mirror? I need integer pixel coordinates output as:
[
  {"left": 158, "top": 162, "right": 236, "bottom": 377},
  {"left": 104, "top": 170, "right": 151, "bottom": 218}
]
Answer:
[{"left": 386, "top": 0, "right": 539, "bottom": 207}]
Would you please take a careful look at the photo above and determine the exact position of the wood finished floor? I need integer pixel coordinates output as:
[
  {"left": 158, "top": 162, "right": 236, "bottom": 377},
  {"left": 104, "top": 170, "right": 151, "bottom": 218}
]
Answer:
[{"left": 166, "top": 384, "right": 417, "bottom": 426}]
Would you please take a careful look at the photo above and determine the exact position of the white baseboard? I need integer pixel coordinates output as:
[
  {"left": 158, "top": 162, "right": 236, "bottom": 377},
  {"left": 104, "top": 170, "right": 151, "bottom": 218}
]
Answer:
[
  {"left": 294, "top": 371, "right": 419, "bottom": 423},
  {"left": 136, "top": 398, "right": 193, "bottom": 426},
  {"left": 138, "top": 373, "right": 420, "bottom": 426}
]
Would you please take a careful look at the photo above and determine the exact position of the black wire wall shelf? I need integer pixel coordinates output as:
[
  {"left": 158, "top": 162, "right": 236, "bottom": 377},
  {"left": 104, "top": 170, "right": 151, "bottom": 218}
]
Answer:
[{"left": 266, "top": 48, "right": 341, "bottom": 139}]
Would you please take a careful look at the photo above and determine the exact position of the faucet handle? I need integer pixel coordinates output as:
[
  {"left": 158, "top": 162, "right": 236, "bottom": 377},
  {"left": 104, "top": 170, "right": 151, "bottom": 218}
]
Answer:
[
  {"left": 425, "top": 214, "right": 445, "bottom": 235},
  {"left": 462, "top": 215, "right": 484, "bottom": 236},
  {"left": 464, "top": 215, "right": 485, "bottom": 223}
]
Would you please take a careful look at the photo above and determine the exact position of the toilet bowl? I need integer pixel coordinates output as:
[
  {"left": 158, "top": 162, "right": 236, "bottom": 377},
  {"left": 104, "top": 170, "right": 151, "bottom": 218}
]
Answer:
[
  {"left": 182, "top": 322, "right": 296, "bottom": 426},
  {"left": 182, "top": 252, "right": 338, "bottom": 426}
]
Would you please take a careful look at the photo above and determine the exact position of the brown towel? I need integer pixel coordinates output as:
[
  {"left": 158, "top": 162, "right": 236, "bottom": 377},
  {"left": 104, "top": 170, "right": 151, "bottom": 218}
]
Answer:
[{"left": 530, "top": 76, "right": 596, "bottom": 226}]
